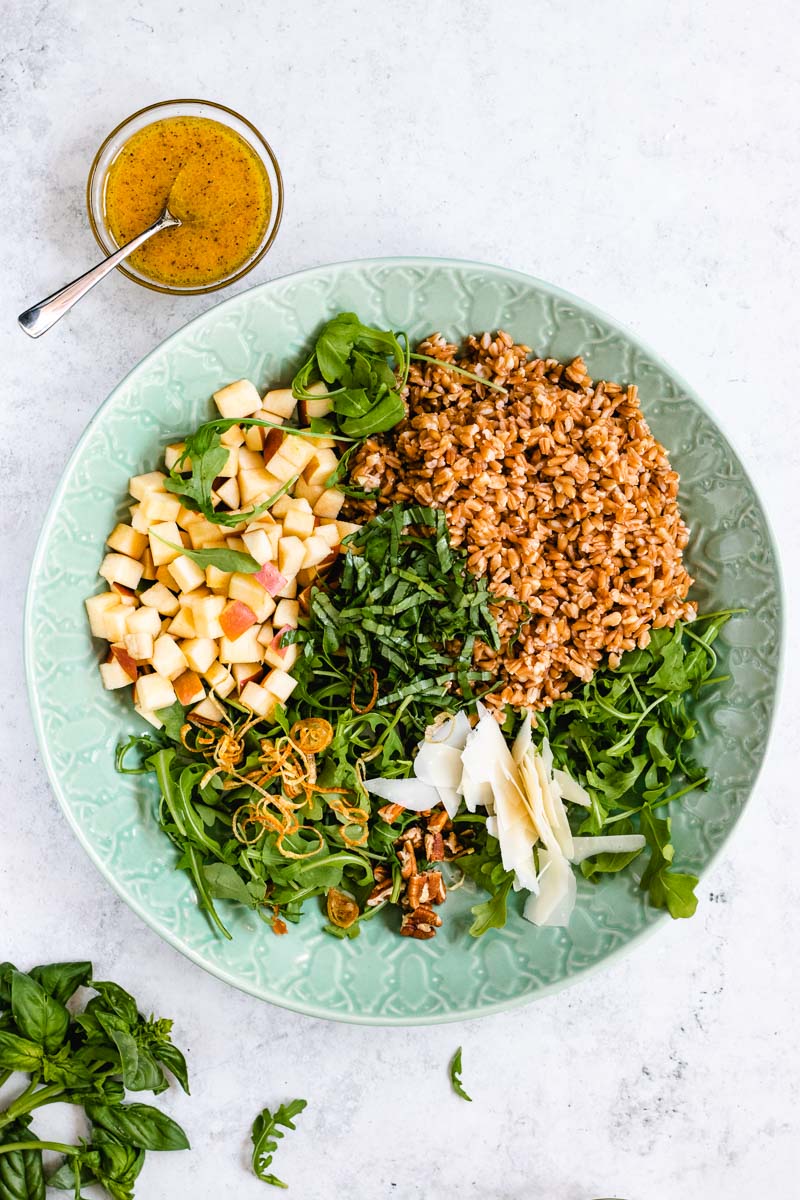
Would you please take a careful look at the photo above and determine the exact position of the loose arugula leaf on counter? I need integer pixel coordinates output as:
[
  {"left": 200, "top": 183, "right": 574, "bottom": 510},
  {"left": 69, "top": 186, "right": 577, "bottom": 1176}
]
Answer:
[
  {"left": 250, "top": 1099, "right": 307, "bottom": 1188},
  {"left": 0, "top": 963, "right": 190, "bottom": 1199},
  {"left": 449, "top": 1047, "right": 472, "bottom": 1102}
]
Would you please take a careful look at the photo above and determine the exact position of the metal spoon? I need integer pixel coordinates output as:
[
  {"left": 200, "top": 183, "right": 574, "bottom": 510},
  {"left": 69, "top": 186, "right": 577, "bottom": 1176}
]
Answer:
[{"left": 18, "top": 203, "right": 182, "bottom": 338}]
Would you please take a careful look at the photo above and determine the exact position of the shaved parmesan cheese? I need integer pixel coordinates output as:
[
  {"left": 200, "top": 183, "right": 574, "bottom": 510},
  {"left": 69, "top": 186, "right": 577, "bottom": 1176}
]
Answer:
[
  {"left": 436, "top": 786, "right": 461, "bottom": 819},
  {"left": 570, "top": 834, "right": 645, "bottom": 864},
  {"left": 511, "top": 712, "right": 532, "bottom": 764},
  {"left": 459, "top": 769, "right": 493, "bottom": 813},
  {"left": 553, "top": 768, "right": 591, "bottom": 808},
  {"left": 363, "top": 777, "right": 441, "bottom": 811},
  {"left": 523, "top": 848, "right": 576, "bottom": 927},
  {"left": 533, "top": 752, "right": 573, "bottom": 859},
  {"left": 413, "top": 741, "right": 463, "bottom": 789},
  {"left": 426, "top": 709, "right": 471, "bottom": 749}
]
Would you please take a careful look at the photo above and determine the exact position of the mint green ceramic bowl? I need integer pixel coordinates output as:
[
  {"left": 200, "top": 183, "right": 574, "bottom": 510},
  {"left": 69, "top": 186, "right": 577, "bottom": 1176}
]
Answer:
[{"left": 24, "top": 259, "right": 782, "bottom": 1024}]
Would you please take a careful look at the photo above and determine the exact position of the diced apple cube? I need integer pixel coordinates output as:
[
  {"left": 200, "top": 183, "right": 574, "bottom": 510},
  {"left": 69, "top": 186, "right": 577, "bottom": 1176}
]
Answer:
[
  {"left": 220, "top": 423, "right": 245, "bottom": 448},
  {"left": 239, "top": 467, "right": 284, "bottom": 507},
  {"left": 298, "top": 380, "right": 333, "bottom": 421},
  {"left": 250, "top": 562, "right": 285, "bottom": 598},
  {"left": 263, "top": 636, "right": 300, "bottom": 672},
  {"left": 107, "top": 523, "right": 148, "bottom": 559},
  {"left": 230, "top": 571, "right": 276, "bottom": 613},
  {"left": 213, "top": 379, "right": 261, "bottom": 420},
  {"left": 206, "top": 565, "right": 233, "bottom": 593},
  {"left": 204, "top": 660, "right": 236, "bottom": 699},
  {"left": 164, "top": 442, "right": 188, "bottom": 471},
  {"left": 187, "top": 594, "right": 226, "bottom": 639},
  {"left": 191, "top": 695, "right": 226, "bottom": 723},
  {"left": 135, "top": 706, "right": 163, "bottom": 730},
  {"left": 242, "top": 529, "right": 273, "bottom": 564},
  {"left": 240, "top": 681, "right": 278, "bottom": 720},
  {"left": 293, "top": 477, "right": 324, "bottom": 508},
  {"left": 243, "top": 421, "right": 266, "bottom": 452},
  {"left": 232, "top": 662, "right": 262, "bottom": 688},
  {"left": 135, "top": 672, "right": 177, "bottom": 711},
  {"left": 215, "top": 476, "right": 240, "bottom": 510},
  {"left": 100, "top": 660, "right": 132, "bottom": 690},
  {"left": 217, "top": 446, "right": 239, "bottom": 478},
  {"left": 126, "top": 605, "right": 162, "bottom": 637},
  {"left": 99, "top": 553, "right": 144, "bottom": 590},
  {"left": 185, "top": 517, "right": 226, "bottom": 551},
  {"left": 168, "top": 555, "right": 206, "bottom": 594},
  {"left": 140, "top": 582, "right": 180, "bottom": 616},
  {"left": 105, "top": 607, "right": 131, "bottom": 642},
  {"left": 271, "top": 494, "right": 308, "bottom": 518},
  {"left": 236, "top": 446, "right": 264, "bottom": 472},
  {"left": 313, "top": 489, "right": 345, "bottom": 519},
  {"left": 282, "top": 507, "right": 316, "bottom": 539},
  {"left": 141, "top": 492, "right": 182, "bottom": 523},
  {"left": 129, "top": 471, "right": 167, "bottom": 501},
  {"left": 261, "top": 387, "right": 297, "bottom": 419},
  {"left": 273, "top": 598, "right": 300, "bottom": 627},
  {"left": 263, "top": 668, "right": 297, "bottom": 703},
  {"left": 335, "top": 519, "right": 362, "bottom": 541},
  {"left": 174, "top": 670, "right": 206, "bottom": 707},
  {"left": 278, "top": 537, "right": 306, "bottom": 580},
  {"left": 219, "top": 625, "right": 264, "bottom": 664},
  {"left": 256, "top": 623, "right": 276, "bottom": 647},
  {"left": 151, "top": 634, "right": 188, "bottom": 680},
  {"left": 167, "top": 608, "right": 196, "bottom": 639},
  {"left": 267, "top": 433, "right": 317, "bottom": 476},
  {"left": 303, "top": 448, "right": 339, "bottom": 489},
  {"left": 148, "top": 522, "right": 182, "bottom": 566},
  {"left": 129, "top": 504, "right": 149, "bottom": 534},
  {"left": 315, "top": 522, "right": 341, "bottom": 549},
  {"left": 108, "top": 582, "right": 137, "bottom": 605},
  {"left": 124, "top": 632, "right": 154, "bottom": 660},
  {"left": 85, "top": 592, "right": 120, "bottom": 638},
  {"left": 176, "top": 505, "right": 198, "bottom": 530},
  {"left": 220, "top": 600, "right": 258, "bottom": 640},
  {"left": 277, "top": 577, "right": 298, "bottom": 599},
  {"left": 181, "top": 638, "right": 219, "bottom": 675},
  {"left": 140, "top": 548, "right": 156, "bottom": 579}
]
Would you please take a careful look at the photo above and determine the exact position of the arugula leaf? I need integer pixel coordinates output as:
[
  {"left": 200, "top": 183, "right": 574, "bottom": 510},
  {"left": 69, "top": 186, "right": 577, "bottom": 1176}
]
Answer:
[
  {"left": 448, "top": 1047, "right": 472, "bottom": 1102},
  {"left": 250, "top": 1099, "right": 307, "bottom": 1188},
  {"left": 468, "top": 875, "right": 513, "bottom": 937},
  {"left": 202, "top": 863, "right": 258, "bottom": 907},
  {"left": 639, "top": 808, "right": 698, "bottom": 918},
  {"left": 153, "top": 701, "right": 187, "bottom": 743},
  {"left": 150, "top": 532, "right": 260, "bottom": 574}
]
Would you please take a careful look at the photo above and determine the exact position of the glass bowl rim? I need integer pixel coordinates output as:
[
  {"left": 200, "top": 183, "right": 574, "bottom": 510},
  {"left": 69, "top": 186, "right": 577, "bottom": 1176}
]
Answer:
[{"left": 86, "top": 97, "right": 284, "bottom": 296}]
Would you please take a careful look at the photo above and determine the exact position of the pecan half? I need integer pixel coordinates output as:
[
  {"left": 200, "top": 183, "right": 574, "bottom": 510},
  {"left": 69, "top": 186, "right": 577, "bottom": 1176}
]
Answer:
[
  {"left": 424, "top": 830, "right": 445, "bottom": 862},
  {"left": 400, "top": 904, "right": 443, "bottom": 939},
  {"left": 426, "top": 809, "right": 450, "bottom": 833},
  {"left": 405, "top": 870, "right": 446, "bottom": 909},
  {"left": 366, "top": 877, "right": 393, "bottom": 907},
  {"left": 396, "top": 840, "right": 417, "bottom": 879},
  {"left": 401, "top": 825, "right": 424, "bottom": 849},
  {"left": 378, "top": 802, "right": 405, "bottom": 824}
]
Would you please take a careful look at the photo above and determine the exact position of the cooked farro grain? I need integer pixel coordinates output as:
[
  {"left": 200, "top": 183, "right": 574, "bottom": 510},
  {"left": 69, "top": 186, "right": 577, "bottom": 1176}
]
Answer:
[{"left": 345, "top": 331, "right": 695, "bottom": 710}]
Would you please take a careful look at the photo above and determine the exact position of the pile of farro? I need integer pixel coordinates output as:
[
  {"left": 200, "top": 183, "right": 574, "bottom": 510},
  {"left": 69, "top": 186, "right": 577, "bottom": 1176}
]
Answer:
[{"left": 346, "top": 331, "right": 695, "bottom": 710}]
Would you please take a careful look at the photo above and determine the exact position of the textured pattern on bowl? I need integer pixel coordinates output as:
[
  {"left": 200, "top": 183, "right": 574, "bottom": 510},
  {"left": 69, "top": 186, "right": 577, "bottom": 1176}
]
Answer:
[{"left": 25, "top": 258, "right": 782, "bottom": 1025}]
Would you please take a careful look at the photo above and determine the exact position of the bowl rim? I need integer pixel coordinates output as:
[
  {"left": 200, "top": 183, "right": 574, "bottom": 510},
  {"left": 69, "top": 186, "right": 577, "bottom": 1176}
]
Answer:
[
  {"left": 86, "top": 97, "right": 284, "bottom": 296},
  {"left": 23, "top": 256, "right": 786, "bottom": 1024}
]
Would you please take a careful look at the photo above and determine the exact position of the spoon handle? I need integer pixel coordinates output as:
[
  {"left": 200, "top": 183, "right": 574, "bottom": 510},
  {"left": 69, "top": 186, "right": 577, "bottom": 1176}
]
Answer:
[{"left": 18, "top": 211, "right": 180, "bottom": 338}]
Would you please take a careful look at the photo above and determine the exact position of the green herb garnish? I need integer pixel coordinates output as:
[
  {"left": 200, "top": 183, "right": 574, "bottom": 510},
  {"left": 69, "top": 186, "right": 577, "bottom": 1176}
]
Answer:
[
  {"left": 151, "top": 531, "right": 261, "bottom": 574},
  {"left": 448, "top": 1047, "right": 472, "bottom": 1102},
  {"left": 0, "top": 962, "right": 189, "bottom": 1198},
  {"left": 250, "top": 1099, "right": 307, "bottom": 1188}
]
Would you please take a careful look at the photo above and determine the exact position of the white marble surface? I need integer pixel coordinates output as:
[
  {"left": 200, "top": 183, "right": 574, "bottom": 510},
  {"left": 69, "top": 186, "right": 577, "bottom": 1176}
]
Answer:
[{"left": 2, "top": 1, "right": 799, "bottom": 1196}]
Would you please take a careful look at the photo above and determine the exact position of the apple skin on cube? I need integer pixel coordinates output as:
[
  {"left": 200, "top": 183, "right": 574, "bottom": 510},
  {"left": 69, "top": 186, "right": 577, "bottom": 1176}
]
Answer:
[
  {"left": 240, "top": 681, "right": 278, "bottom": 719},
  {"left": 148, "top": 522, "right": 183, "bottom": 566},
  {"left": 232, "top": 662, "right": 262, "bottom": 688},
  {"left": 129, "top": 471, "right": 167, "bottom": 502},
  {"left": 126, "top": 605, "right": 162, "bottom": 637},
  {"left": 135, "top": 672, "right": 177, "bottom": 711},
  {"left": 313, "top": 488, "right": 345, "bottom": 519},
  {"left": 219, "top": 625, "right": 264, "bottom": 664},
  {"left": 213, "top": 379, "right": 261, "bottom": 420},
  {"left": 99, "top": 553, "right": 144, "bottom": 590},
  {"left": 261, "top": 387, "right": 297, "bottom": 420},
  {"left": 253, "top": 562, "right": 288, "bottom": 597},
  {"left": 109, "top": 645, "right": 139, "bottom": 681},
  {"left": 124, "top": 631, "right": 154, "bottom": 661},
  {"left": 181, "top": 638, "right": 219, "bottom": 675},
  {"left": 151, "top": 634, "right": 188, "bottom": 681},
  {"left": 100, "top": 659, "right": 133, "bottom": 690},
  {"left": 220, "top": 600, "right": 258, "bottom": 640},
  {"left": 174, "top": 670, "right": 206, "bottom": 707},
  {"left": 140, "top": 582, "right": 180, "bottom": 616},
  {"left": 262, "top": 667, "right": 297, "bottom": 703},
  {"left": 262, "top": 635, "right": 300, "bottom": 671},
  {"left": 168, "top": 555, "right": 206, "bottom": 594},
  {"left": 107, "top": 523, "right": 148, "bottom": 559}
]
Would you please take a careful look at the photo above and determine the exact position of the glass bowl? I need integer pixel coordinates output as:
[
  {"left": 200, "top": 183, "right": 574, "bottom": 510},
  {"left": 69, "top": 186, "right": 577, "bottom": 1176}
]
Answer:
[{"left": 87, "top": 98, "right": 283, "bottom": 296}]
